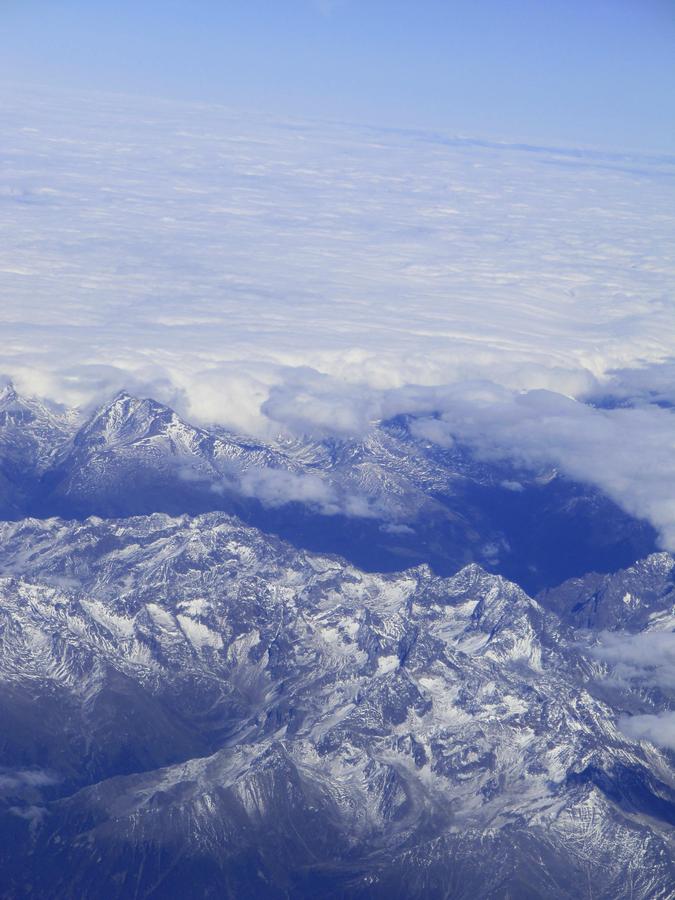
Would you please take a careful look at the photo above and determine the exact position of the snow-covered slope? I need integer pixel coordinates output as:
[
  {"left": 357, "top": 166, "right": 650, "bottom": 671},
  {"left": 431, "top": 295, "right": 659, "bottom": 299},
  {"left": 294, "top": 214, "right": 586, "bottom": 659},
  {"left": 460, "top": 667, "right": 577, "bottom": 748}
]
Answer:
[
  {"left": 42, "top": 390, "right": 285, "bottom": 518},
  {"left": 539, "top": 552, "right": 675, "bottom": 630},
  {"left": 0, "top": 383, "right": 75, "bottom": 517},
  {"left": 0, "top": 513, "right": 673, "bottom": 898},
  {"left": 0, "top": 387, "right": 656, "bottom": 592}
]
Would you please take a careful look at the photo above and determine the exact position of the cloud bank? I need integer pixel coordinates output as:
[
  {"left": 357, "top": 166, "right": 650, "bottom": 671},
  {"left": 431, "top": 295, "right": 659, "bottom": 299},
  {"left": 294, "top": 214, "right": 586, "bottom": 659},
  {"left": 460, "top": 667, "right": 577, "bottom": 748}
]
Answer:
[
  {"left": 619, "top": 711, "right": 675, "bottom": 751},
  {"left": 593, "top": 630, "right": 675, "bottom": 691},
  {"left": 1, "top": 85, "right": 674, "bottom": 542},
  {"left": 593, "top": 630, "right": 675, "bottom": 751},
  {"left": 2, "top": 85, "right": 673, "bottom": 425}
]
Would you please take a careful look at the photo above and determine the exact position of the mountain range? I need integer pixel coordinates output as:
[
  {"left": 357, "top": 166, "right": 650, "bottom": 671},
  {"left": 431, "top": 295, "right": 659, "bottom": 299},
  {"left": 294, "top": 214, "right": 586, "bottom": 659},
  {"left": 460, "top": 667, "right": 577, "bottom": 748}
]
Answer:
[
  {"left": 0, "top": 383, "right": 656, "bottom": 594},
  {"left": 0, "top": 384, "right": 673, "bottom": 898}
]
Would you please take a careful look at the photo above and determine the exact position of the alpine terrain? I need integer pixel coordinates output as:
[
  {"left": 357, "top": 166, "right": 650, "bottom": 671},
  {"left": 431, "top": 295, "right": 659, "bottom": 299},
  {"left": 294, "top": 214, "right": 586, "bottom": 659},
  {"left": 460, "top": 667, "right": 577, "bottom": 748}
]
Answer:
[{"left": 0, "top": 385, "right": 673, "bottom": 899}]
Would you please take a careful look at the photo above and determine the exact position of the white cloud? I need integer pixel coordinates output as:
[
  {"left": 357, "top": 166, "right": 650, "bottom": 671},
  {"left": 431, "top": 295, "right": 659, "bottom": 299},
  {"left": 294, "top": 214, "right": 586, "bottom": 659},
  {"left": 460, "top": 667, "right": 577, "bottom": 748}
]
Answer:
[
  {"left": 592, "top": 630, "right": 675, "bottom": 689},
  {"left": 212, "top": 461, "right": 379, "bottom": 519},
  {"left": 262, "top": 368, "right": 380, "bottom": 437},
  {"left": 380, "top": 522, "right": 414, "bottom": 535},
  {"left": 1, "top": 86, "right": 672, "bottom": 427},
  {"left": 399, "top": 384, "right": 675, "bottom": 549},
  {"left": 619, "top": 711, "right": 675, "bottom": 751},
  {"left": 256, "top": 375, "right": 675, "bottom": 549},
  {"left": 1, "top": 85, "right": 675, "bottom": 542},
  {"left": 0, "top": 768, "right": 60, "bottom": 795},
  {"left": 408, "top": 416, "right": 455, "bottom": 448},
  {"left": 237, "top": 466, "right": 340, "bottom": 512},
  {"left": 594, "top": 630, "right": 675, "bottom": 750}
]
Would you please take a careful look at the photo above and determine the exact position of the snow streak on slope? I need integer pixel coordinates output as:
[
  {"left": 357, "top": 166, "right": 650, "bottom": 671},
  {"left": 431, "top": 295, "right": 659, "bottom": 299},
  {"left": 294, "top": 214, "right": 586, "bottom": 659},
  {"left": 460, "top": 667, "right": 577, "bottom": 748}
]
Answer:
[{"left": 0, "top": 513, "right": 674, "bottom": 898}]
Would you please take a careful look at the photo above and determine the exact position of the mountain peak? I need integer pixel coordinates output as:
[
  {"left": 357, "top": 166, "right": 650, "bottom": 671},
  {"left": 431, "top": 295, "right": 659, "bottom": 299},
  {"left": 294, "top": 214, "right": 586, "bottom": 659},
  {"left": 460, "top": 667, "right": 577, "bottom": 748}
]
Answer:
[
  {"left": 72, "top": 391, "right": 195, "bottom": 456},
  {"left": 0, "top": 381, "right": 19, "bottom": 406},
  {"left": 110, "top": 388, "right": 134, "bottom": 403},
  {"left": 78, "top": 391, "right": 160, "bottom": 443},
  {"left": 94, "top": 389, "right": 158, "bottom": 418},
  {"left": 0, "top": 381, "right": 46, "bottom": 426}
]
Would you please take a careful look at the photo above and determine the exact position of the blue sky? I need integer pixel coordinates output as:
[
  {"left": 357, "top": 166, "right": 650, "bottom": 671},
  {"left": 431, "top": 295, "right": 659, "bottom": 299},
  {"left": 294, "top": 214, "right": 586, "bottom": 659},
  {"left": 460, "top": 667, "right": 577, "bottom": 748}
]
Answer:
[{"left": 2, "top": 0, "right": 674, "bottom": 152}]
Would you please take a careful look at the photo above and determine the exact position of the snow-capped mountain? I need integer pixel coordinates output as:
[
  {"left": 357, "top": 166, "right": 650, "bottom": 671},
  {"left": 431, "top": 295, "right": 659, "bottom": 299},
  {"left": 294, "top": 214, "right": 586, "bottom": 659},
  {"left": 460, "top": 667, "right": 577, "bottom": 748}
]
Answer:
[
  {"left": 540, "top": 552, "right": 675, "bottom": 630},
  {"left": 0, "top": 383, "right": 73, "bottom": 464},
  {"left": 41, "top": 389, "right": 288, "bottom": 519},
  {"left": 0, "top": 387, "right": 657, "bottom": 593},
  {"left": 0, "top": 387, "right": 672, "bottom": 898},
  {"left": 0, "top": 383, "right": 74, "bottom": 518},
  {"left": 0, "top": 513, "right": 673, "bottom": 898}
]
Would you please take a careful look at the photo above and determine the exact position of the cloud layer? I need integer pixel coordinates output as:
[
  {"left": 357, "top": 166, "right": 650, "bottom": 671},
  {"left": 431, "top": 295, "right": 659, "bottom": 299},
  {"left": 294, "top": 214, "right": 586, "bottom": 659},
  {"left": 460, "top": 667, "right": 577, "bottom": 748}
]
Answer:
[
  {"left": 1, "top": 85, "right": 675, "bottom": 542},
  {"left": 619, "top": 711, "right": 675, "bottom": 751},
  {"left": 2, "top": 86, "right": 673, "bottom": 423},
  {"left": 593, "top": 630, "right": 675, "bottom": 751},
  {"left": 594, "top": 630, "right": 675, "bottom": 691}
]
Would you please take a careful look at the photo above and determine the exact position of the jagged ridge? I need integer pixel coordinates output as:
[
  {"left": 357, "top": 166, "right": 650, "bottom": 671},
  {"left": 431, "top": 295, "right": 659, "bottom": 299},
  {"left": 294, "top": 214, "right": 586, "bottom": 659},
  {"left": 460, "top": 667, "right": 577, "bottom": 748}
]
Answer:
[{"left": 0, "top": 513, "right": 672, "bottom": 898}]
